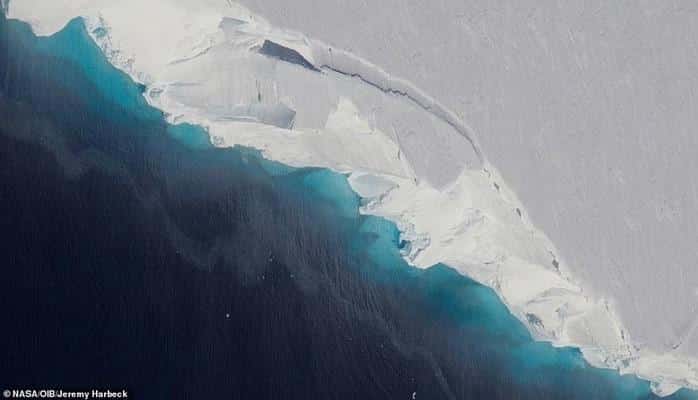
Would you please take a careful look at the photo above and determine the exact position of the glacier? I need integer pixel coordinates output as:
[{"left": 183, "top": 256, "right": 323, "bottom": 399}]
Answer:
[{"left": 7, "top": 0, "right": 698, "bottom": 395}]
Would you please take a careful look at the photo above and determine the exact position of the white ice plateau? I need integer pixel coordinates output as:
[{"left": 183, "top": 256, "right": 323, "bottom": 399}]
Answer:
[{"left": 9, "top": 0, "right": 698, "bottom": 395}]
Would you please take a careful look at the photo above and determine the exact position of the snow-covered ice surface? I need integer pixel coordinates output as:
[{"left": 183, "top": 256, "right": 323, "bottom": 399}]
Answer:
[{"left": 8, "top": 0, "right": 698, "bottom": 395}]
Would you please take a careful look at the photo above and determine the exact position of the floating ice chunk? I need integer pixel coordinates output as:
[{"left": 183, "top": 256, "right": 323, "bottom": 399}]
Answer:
[{"left": 347, "top": 173, "right": 397, "bottom": 200}]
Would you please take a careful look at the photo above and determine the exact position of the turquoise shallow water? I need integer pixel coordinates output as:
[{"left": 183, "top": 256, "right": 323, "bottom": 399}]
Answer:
[{"left": 2, "top": 14, "right": 696, "bottom": 399}]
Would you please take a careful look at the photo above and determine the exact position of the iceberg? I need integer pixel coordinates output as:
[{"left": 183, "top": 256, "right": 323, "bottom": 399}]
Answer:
[{"left": 8, "top": 0, "right": 698, "bottom": 395}]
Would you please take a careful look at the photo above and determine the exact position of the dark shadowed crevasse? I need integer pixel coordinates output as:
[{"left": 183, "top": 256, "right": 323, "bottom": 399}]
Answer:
[{"left": 259, "top": 39, "right": 321, "bottom": 72}]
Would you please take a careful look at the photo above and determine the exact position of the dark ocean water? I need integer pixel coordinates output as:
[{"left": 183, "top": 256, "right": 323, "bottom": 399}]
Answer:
[{"left": 0, "top": 14, "right": 695, "bottom": 400}]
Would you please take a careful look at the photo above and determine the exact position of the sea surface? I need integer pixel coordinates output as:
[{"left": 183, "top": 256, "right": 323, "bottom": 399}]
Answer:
[{"left": 0, "top": 13, "right": 696, "bottom": 400}]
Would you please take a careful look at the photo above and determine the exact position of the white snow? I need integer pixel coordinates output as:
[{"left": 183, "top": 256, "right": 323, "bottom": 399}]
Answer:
[
  {"left": 230, "top": 0, "right": 698, "bottom": 383},
  {"left": 8, "top": 1, "right": 698, "bottom": 395}
]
